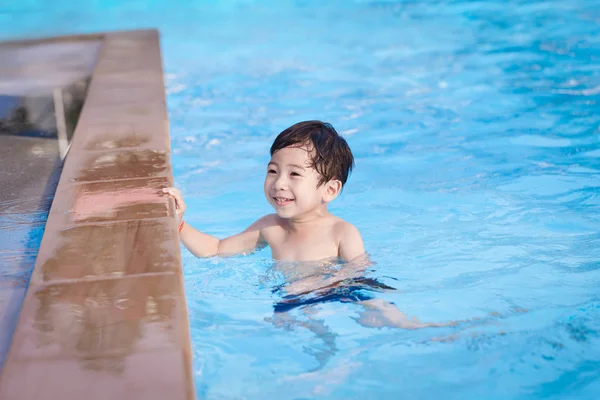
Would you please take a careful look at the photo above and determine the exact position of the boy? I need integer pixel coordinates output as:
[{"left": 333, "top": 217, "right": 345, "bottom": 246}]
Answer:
[
  {"left": 163, "top": 120, "right": 365, "bottom": 263},
  {"left": 164, "top": 121, "right": 454, "bottom": 331}
]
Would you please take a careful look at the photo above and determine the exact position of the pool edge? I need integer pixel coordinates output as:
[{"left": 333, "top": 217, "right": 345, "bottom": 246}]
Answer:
[{"left": 0, "top": 29, "right": 195, "bottom": 400}]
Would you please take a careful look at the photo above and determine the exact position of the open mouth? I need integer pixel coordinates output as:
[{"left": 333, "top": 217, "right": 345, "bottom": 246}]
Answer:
[{"left": 273, "top": 196, "right": 294, "bottom": 206}]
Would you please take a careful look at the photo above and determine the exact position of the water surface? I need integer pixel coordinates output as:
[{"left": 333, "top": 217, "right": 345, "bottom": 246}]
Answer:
[{"left": 1, "top": 1, "right": 599, "bottom": 399}]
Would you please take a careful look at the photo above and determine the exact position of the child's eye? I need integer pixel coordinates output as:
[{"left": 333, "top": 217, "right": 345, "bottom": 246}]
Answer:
[
  {"left": 268, "top": 169, "right": 277, "bottom": 174},
  {"left": 290, "top": 172, "right": 302, "bottom": 177}
]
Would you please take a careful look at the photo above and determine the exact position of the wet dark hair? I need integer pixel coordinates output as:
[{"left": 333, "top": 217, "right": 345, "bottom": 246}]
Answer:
[{"left": 270, "top": 120, "right": 355, "bottom": 187}]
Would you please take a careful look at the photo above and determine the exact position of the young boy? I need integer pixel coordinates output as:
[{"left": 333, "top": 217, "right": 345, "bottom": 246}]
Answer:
[
  {"left": 163, "top": 120, "right": 365, "bottom": 263},
  {"left": 164, "top": 121, "right": 463, "bottom": 333}
]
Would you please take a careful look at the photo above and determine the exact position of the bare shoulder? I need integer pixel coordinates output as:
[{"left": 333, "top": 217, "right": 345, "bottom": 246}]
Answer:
[
  {"left": 333, "top": 218, "right": 365, "bottom": 262},
  {"left": 332, "top": 218, "right": 361, "bottom": 238},
  {"left": 245, "top": 213, "right": 282, "bottom": 232}
]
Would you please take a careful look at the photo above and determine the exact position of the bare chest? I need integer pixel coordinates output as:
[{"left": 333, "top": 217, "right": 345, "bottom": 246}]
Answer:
[{"left": 263, "top": 226, "right": 338, "bottom": 262}]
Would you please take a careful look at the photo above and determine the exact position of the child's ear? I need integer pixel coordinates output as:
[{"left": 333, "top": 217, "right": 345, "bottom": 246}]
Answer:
[{"left": 323, "top": 179, "right": 342, "bottom": 202}]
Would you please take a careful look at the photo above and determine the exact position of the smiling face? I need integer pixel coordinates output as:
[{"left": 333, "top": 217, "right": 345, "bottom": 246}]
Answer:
[{"left": 264, "top": 146, "right": 339, "bottom": 221}]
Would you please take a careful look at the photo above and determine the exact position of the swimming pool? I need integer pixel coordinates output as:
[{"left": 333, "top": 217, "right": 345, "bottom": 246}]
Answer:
[{"left": 2, "top": 0, "right": 600, "bottom": 398}]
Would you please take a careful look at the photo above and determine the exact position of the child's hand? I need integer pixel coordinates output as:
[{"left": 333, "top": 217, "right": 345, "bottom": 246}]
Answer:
[{"left": 162, "top": 187, "right": 186, "bottom": 224}]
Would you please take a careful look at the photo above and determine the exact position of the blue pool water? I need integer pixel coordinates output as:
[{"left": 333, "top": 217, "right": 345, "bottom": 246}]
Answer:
[
  {"left": 0, "top": 197, "right": 51, "bottom": 367},
  {"left": 2, "top": 0, "right": 600, "bottom": 398}
]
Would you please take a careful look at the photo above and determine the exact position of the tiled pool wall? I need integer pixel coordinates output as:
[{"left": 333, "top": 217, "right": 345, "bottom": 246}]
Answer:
[{"left": 0, "top": 30, "right": 194, "bottom": 400}]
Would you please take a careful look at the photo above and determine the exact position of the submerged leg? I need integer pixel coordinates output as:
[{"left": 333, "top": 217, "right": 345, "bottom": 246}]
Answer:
[
  {"left": 266, "top": 306, "right": 338, "bottom": 371},
  {"left": 355, "top": 299, "right": 458, "bottom": 329}
]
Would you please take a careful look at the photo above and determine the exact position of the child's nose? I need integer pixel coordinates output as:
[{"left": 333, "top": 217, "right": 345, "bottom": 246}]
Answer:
[{"left": 274, "top": 174, "right": 288, "bottom": 189}]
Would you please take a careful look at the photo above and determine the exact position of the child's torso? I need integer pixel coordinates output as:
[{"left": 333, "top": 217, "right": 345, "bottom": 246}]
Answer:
[{"left": 261, "top": 218, "right": 340, "bottom": 262}]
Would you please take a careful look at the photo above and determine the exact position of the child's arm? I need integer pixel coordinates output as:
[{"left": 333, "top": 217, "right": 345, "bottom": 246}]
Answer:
[
  {"left": 163, "top": 187, "right": 267, "bottom": 258},
  {"left": 180, "top": 219, "right": 266, "bottom": 257}
]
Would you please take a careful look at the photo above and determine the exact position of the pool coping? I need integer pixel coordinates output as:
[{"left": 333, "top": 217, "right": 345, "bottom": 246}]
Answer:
[{"left": 0, "top": 30, "right": 195, "bottom": 400}]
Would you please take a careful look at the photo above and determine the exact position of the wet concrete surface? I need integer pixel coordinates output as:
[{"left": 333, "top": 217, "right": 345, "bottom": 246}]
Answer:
[
  {"left": 10, "top": 273, "right": 183, "bottom": 359},
  {"left": 69, "top": 149, "right": 169, "bottom": 182},
  {"left": 0, "top": 136, "right": 60, "bottom": 203},
  {"left": 0, "top": 30, "right": 193, "bottom": 400},
  {"left": 31, "top": 218, "right": 180, "bottom": 283},
  {"left": 0, "top": 135, "right": 61, "bottom": 372}
]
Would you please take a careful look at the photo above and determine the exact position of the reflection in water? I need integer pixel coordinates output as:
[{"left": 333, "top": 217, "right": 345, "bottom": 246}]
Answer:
[
  {"left": 0, "top": 197, "right": 51, "bottom": 230},
  {"left": 0, "top": 197, "right": 47, "bottom": 285}
]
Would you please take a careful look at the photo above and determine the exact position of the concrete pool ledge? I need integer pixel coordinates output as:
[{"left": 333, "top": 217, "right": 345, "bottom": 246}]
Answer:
[{"left": 0, "top": 30, "right": 195, "bottom": 399}]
